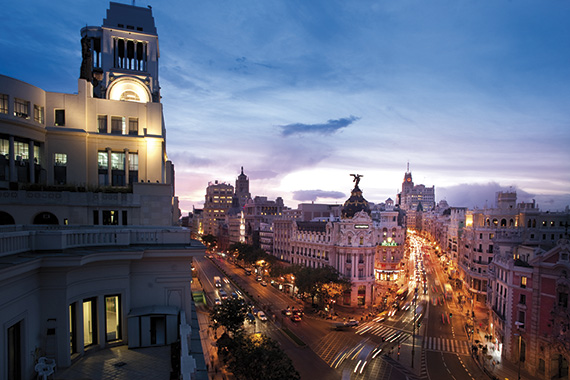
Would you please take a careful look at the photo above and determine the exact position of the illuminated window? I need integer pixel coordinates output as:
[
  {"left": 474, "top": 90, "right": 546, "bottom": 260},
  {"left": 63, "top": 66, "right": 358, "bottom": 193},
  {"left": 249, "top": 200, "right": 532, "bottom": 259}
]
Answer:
[
  {"left": 83, "top": 298, "right": 97, "bottom": 347},
  {"left": 521, "top": 276, "right": 527, "bottom": 288},
  {"left": 14, "top": 141, "right": 28, "bottom": 161},
  {"left": 34, "top": 105, "right": 44, "bottom": 123},
  {"left": 129, "top": 153, "right": 138, "bottom": 170},
  {"left": 98, "top": 152, "right": 108, "bottom": 169},
  {"left": 14, "top": 98, "right": 29, "bottom": 118},
  {"left": 54, "top": 153, "right": 67, "bottom": 166},
  {"left": 120, "top": 90, "right": 140, "bottom": 102},
  {"left": 0, "top": 94, "right": 8, "bottom": 114}
]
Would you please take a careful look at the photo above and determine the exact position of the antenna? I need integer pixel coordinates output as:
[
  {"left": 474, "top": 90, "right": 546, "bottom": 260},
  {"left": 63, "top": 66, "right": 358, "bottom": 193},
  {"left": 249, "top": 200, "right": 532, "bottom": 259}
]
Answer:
[{"left": 406, "top": 161, "right": 410, "bottom": 173}]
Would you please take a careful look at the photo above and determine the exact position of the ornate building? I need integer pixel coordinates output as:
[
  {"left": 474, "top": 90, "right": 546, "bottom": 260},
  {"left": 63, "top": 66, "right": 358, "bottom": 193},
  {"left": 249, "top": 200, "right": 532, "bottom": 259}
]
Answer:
[{"left": 289, "top": 179, "right": 405, "bottom": 307}]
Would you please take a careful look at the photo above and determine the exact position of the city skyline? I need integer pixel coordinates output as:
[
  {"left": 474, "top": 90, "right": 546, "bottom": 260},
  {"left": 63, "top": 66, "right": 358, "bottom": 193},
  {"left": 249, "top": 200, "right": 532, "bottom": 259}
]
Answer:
[{"left": 2, "top": 0, "right": 569, "bottom": 214}]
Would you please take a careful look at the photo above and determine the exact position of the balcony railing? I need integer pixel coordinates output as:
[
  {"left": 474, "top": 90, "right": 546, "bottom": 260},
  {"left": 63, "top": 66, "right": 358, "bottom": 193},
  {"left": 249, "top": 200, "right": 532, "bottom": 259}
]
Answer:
[{"left": 0, "top": 225, "right": 196, "bottom": 257}]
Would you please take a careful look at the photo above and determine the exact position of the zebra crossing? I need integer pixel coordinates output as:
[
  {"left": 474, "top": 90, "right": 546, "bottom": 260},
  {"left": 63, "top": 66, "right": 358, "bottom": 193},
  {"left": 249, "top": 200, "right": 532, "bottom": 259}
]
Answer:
[
  {"left": 355, "top": 322, "right": 410, "bottom": 343},
  {"left": 423, "top": 336, "right": 470, "bottom": 355}
]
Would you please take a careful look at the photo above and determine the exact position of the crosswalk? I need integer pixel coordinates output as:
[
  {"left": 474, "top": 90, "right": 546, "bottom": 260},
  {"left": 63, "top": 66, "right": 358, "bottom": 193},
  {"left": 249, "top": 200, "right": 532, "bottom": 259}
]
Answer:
[
  {"left": 355, "top": 322, "right": 410, "bottom": 343},
  {"left": 423, "top": 336, "right": 470, "bottom": 355}
]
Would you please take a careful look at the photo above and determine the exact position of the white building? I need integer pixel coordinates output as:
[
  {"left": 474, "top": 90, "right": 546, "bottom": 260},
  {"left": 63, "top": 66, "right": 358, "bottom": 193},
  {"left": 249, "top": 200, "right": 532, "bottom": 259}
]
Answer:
[{"left": 1, "top": 3, "right": 204, "bottom": 379}]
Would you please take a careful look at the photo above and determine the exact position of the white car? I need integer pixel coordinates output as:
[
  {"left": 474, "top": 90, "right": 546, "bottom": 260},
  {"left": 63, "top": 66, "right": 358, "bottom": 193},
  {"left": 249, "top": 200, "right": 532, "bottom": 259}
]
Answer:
[
  {"left": 214, "top": 298, "right": 221, "bottom": 305},
  {"left": 257, "top": 311, "right": 268, "bottom": 321}
]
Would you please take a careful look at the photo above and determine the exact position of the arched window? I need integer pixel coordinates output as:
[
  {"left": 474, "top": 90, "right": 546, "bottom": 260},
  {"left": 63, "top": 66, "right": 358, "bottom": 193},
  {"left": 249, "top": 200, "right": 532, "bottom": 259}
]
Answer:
[
  {"left": 510, "top": 219, "right": 514, "bottom": 227},
  {"left": 527, "top": 219, "right": 531, "bottom": 228},
  {"left": 0, "top": 211, "right": 15, "bottom": 225},
  {"left": 493, "top": 219, "right": 498, "bottom": 226},
  {"left": 501, "top": 219, "right": 507, "bottom": 227}
]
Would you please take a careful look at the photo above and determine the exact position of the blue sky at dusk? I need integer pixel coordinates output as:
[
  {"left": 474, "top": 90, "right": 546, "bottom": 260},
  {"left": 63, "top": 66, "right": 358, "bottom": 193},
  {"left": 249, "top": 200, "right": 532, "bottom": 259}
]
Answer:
[{"left": 1, "top": 0, "right": 569, "bottom": 214}]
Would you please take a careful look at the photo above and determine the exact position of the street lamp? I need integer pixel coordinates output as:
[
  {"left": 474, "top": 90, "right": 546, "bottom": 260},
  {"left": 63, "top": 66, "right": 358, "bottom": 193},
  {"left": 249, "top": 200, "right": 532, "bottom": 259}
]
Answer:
[{"left": 411, "top": 286, "right": 418, "bottom": 368}]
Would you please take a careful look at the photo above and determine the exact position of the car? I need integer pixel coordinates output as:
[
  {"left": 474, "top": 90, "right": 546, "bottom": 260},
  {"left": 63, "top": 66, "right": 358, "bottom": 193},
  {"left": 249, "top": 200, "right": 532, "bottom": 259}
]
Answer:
[
  {"left": 257, "top": 311, "right": 268, "bottom": 321},
  {"left": 231, "top": 292, "right": 238, "bottom": 299},
  {"left": 345, "top": 319, "right": 359, "bottom": 327},
  {"left": 291, "top": 314, "right": 301, "bottom": 322},
  {"left": 214, "top": 298, "right": 222, "bottom": 305},
  {"left": 388, "top": 308, "right": 397, "bottom": 317},
  {"left": 260, "top": 280, "right": 267, "bottom": 287},
  {"left": 256, "top": 276, "right": 263, "bottom": 281},
  {"left": 282, "top": 309, "right": 292, "bottom": 316},
  {"left": 223, "top": 277, "right": 230, "bottom": 284}
]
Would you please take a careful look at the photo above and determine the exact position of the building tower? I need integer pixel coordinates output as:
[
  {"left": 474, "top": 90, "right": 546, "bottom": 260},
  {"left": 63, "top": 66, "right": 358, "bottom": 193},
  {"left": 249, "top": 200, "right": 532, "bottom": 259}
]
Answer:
[
  {"left": 80, "top": 2, "right": 160, "bottom": 103},
  {"left": 235, "top": 167, "right": 251, "bottom": 208}
]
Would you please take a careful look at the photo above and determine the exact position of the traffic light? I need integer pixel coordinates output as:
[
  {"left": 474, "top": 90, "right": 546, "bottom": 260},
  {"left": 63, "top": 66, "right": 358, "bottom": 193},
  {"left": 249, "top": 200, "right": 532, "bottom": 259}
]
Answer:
[
  {"left": 417, "top": 321, "right": 421, "bottom": 328},
  {"left": 449, "top": 313, "right": 452, "bottom": 319}
]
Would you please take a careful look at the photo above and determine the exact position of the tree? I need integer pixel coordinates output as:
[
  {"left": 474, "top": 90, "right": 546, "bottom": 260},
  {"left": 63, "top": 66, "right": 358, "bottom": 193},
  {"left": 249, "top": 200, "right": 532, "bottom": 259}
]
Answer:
[
  {"left": 201, "top": 234, "right": 217, "bottom": 250},
  {"left": 294, "top": 265, "right": 351, "bottom": 306},
  {"left": 209, "top": 297, "right": 249, "bottom": 336},
  {"left": 218, "top": 332, "right": 300, "bottom": 380}
]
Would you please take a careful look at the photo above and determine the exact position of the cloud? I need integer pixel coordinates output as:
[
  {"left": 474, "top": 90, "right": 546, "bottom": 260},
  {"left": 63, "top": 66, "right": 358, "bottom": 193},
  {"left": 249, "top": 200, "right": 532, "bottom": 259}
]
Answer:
[
  {"left": 279, "top": 115, "right": 360, "bottom": 137},
  {"left": 292, "top": 190, "right": 346, "bottom": 202}
]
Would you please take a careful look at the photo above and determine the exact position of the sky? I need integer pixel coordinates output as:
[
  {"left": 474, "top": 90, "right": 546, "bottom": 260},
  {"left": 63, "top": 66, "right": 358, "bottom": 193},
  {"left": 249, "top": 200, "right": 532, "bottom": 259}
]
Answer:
[{"left": 1, "top": 0, "right": 569, "bottom": 215}]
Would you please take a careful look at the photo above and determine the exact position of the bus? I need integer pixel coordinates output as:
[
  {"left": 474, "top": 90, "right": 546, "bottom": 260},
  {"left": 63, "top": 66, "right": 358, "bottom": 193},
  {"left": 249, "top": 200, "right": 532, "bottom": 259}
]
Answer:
[{"left": 444, "top": 284, "right": 453, "bottom": 300}]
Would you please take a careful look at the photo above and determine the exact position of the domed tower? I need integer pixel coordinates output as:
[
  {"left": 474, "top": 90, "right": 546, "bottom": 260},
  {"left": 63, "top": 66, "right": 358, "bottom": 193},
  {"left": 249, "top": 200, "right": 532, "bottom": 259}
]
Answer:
[{"left": 342, "top": 174, "right": 370, "bottom": 219}]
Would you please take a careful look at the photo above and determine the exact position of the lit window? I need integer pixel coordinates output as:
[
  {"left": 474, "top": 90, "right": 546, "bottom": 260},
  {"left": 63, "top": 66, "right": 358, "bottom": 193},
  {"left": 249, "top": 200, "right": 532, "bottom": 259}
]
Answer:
[
  {"left": 14, "top": 98, "right": 29, "bottom": 118},
  {"left": 34, "top": 105, "right": 44, "bottom": 123},
  {"left": 98, "top": 152, "right": 108, "bottom": 169},
  {"left": 521, "top": 276, "right": 527, "bottom": 288},
  {"left": 0, "top": 94, "right": 8, "bottom": 114},
  {"left": 54, "top": 153, "right": 67, "bottom": 166}
]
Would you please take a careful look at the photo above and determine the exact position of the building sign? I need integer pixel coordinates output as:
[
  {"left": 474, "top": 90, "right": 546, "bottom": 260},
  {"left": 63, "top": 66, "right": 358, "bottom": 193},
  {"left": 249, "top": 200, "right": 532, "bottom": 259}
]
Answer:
[{"left": 355, "top": 224, "right": 369, "bottom": 229}]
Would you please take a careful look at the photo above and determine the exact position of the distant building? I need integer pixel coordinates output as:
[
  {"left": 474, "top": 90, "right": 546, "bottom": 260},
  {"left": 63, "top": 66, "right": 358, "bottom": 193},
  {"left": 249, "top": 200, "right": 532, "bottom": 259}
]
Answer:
[
  {"left": 396, "top": 164, "right": 435, "bottom": 229},
  {"left": 202, "top": 180, "right": 233, "bottom": 236}
]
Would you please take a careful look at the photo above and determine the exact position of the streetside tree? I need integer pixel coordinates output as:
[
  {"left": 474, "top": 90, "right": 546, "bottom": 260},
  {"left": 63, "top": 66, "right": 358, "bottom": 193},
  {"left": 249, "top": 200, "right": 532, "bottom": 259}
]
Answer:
[
  {"left": 209, "top": 297, "right": 249, "bottom": 336},
  {"left": 218, "top": 332, "right": 300, "bottom": 380}
]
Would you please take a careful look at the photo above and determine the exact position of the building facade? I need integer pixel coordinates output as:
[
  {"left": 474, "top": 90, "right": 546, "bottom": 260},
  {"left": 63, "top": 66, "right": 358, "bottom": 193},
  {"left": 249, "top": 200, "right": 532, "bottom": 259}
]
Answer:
[{"left": 202, "top": 180, "right": 233, "bottom": 236}]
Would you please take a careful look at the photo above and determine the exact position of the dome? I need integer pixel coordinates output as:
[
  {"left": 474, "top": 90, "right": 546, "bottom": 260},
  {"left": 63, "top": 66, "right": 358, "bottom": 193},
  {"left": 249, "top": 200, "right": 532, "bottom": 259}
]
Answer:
[{"left": 341, "top": 185, "right": 371, "bottom": 219}]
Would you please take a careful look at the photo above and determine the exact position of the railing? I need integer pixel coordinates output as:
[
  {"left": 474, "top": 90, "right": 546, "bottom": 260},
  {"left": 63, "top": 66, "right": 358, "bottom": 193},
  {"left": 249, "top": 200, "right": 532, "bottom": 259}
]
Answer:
[{"left": 0, "top": 225, "right": 196, "bottom": 257}]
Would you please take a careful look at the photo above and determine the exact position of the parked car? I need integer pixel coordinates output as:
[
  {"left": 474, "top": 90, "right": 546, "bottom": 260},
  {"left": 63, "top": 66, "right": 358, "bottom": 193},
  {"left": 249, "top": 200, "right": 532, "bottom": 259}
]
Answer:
[
  {"left": 257, "top": 311, "right": 268, "bottom": 321},
  {"left": 260, "top": 280, "right": 267, "bottom": 287}
]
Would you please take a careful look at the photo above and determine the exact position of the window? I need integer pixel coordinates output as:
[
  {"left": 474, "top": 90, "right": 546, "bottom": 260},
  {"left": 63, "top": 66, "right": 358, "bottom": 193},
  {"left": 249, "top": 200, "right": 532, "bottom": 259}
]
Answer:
[
  {"left": 559, "top": 292, "right": 568, "bottom": 308},
  {"left": 14, "top": 141, "right": 29, "bottom": 161},
  {"left": 14, "top": 98, "right": 29, "bottom": 118},
  {"left": 105, "top": 295, "right": 121, "bottom": 342},
  {"left": 98, "top": 152, "right": 108, "bottom": 169},
  {"left": 54, "top": 109, "right": 65, "bottom": 126},
  {"left": 0, "top": 94, "right": 8, "bottom": 114},
  {"left": 521, "top": 276, "right": 527, "bottom": 288},
  {"left": 517, "top": 310, "right": 525, "bottom": 327},
  {"left": 111, "top": 152, "right": 124, "bottom": 170},
  {"left": 98, "top": 115, "right": 107, "bottom": 133},
  {"left": 7, "top": 321, "right": 22, "bottom": 379},
  {"left": 128, "top": 118, "right": 138, "bottom": 135},
  {"left": 69, "top": 303, "right": 77, "bottom": 354},
  {"left": 111, "top": 116, "right": 123, "bottom": 134},
  {"left": 54, "top": 153, "right": 67, "bottom": 185},
  {"left": 34, "top": 105, "right": 44, "bottom": 123},
  {"left": 519, "top": 294, "right": 526, "bottom": 305},
  {"left": 120, "top": 91, "right": 140, "bottom": 102},
  {"left": 103, "top": 210, "right": 119, "bottom": 225},
  {"left": 129, "top": 152, "right": 138, "bottom": 183},
  {"left": 83, "top": 298, "right": 97, "bottom": 347}
]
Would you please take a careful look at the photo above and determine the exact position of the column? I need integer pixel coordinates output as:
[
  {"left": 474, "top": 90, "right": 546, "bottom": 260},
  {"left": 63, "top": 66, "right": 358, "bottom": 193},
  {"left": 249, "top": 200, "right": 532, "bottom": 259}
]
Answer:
[
  {"left": 106, "top": 147, "right": 112, "bottom": 186},
  {"left": 28, "top": 140, "right": 35, "bottom": 184},
  {"left": 124, "top": 148, "right": 129, "bottom": 185},
  {"left": 9, "top": 136, "right": 16, "bottom": 182}
]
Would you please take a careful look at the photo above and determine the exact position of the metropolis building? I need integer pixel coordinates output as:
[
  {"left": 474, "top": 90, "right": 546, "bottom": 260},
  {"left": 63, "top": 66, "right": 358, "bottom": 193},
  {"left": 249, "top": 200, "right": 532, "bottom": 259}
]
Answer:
[
  {"left": 0, "top": 3, "right": 205, "bottom": 379},
  {"left": 288, "top": 181, "right": 405, "bottom": 307}
]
